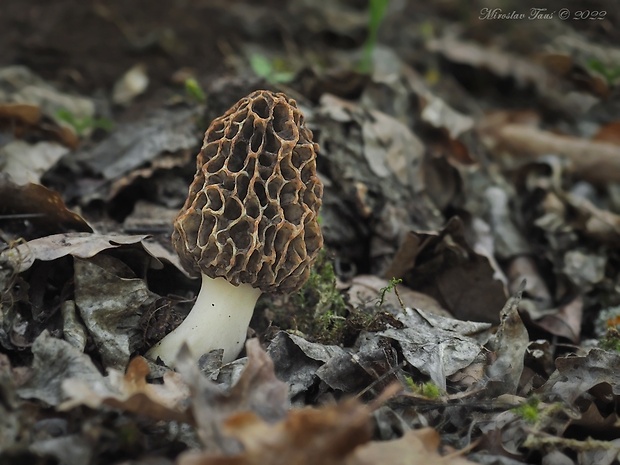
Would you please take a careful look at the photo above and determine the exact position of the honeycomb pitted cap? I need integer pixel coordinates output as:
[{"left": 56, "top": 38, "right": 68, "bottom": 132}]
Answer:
[{"left": 172, "top": 90, "right": 323, "bottom": 294}]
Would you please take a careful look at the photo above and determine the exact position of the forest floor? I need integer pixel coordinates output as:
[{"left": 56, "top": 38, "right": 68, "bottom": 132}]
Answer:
[{"left": 1, "top": 1, "right": 620, "bottom": 464}]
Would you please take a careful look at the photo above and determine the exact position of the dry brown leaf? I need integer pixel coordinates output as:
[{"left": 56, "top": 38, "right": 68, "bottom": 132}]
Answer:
[
  {"left": 346, "top": 428, "right": 477, "bottom": 465},
  {"left": 478, "top": 114, "right": 620, "bottom": 184},
  {"left": 564, "top": 193, "right": 620, "bottom": 245},
  {"left": 0, "top": 102, "right": 79, "bottom": 148},
  {"left": 177, "top": 398, "right": 373, "bottom": 465},
  {"left": 60, "top": 356, "right": 192, "bottom": 424},
  {"left": 1, "top": 140, "right": 69, "bottom": 185},
  {"left": 0, "top": 102, "right": 41, "bottom": 125},
  {"left": 506, "top": 256, "right": 553, "bottom": 311},
  {"left": 384, "top": 217, "right": 507, "bottom": 323},
  {"left": 485, "top": 285, "right": 528, "bottom": 395},
  {"left": 593, "top": 121, "right": 620, "bottom": 146},
  {"left": 534, "top": 295, "right": 583, "bottom": 344},
  {"left": 0, "top": 179, "right": 92, "bottom": 237}
]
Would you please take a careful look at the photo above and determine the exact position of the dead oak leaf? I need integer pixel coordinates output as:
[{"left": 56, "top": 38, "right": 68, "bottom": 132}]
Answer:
[
  {"left": 177, "top": 398, "right": 373, "bottom": 465},
  {"left": 60, "top": 356, "right": 191, "bottom": 424}
]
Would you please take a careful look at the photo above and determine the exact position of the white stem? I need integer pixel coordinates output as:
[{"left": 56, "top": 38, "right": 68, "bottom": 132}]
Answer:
[{"left": 146, "top": 274, "right": 261, "bottom": 367}]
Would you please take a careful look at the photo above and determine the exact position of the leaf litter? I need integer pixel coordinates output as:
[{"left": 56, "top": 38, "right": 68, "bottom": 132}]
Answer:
[{"left": 1, "top": 1, "right": 620, "bottom": 464}]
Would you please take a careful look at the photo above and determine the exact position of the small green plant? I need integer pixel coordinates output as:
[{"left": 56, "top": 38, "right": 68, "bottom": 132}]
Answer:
[
  {"left": 600, "top": 327, "right": 620, "bottom": 352},
  {"left": 359, "top": 0, "right": 390, "bottom": 74},
  {"left": 184, "top": 77, "right": 206, "bottom": 104},
  {"left": 294, "top": 249, "right": 348, "bottom": 343},
  {"left": 55, "top": 109, "right": 114, "bottom": 136},
  {"left": 376, "top": 277, "right": 402, "bottom": 307},
  {"left": 587, "top": 59, "right": 620, "bottom": 86},
  {"left": 405, "top": 377, "right": 441, "bottom": 398},
  {"left": 249, "top": 53, "right": 295, "bottom": 84},
  {"left": 512, "top": 396, "right": 540, "bottom": 424}
]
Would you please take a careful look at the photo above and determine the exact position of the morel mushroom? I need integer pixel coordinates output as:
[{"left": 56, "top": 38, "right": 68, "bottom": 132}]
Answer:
[{"left": 147, "top": 90, "right": 323, "bottom": 366}]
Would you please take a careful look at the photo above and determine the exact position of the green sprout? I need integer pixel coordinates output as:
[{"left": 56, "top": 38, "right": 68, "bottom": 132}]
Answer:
[
  {"left": 405, "top": 377, "right": 441, "bottom": 398},
  {"left": 55, "top": 109, "right": 114, "bottom": 136},
  {"left": 512, "top": 396, "right": 540, "bottom": 424},
  {"left": 376, "top": 277, "right": 402, "bottom": 307},
  {"left": 359, "top": 0, "right": 390, "bottom": 73},
  {"left": 184, "top": 77, "right": 206, "bottom": 104},
  {"left": 587, "top": 59, "right": 620, "bottom": 86},
  {"left": 249, "top": 53, "right": 295, "bottom": 84}
]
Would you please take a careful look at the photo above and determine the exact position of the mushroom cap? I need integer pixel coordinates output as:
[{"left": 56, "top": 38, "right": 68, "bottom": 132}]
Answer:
[{"left": 172, "top": 90, "right": 323, "bottom": 294}]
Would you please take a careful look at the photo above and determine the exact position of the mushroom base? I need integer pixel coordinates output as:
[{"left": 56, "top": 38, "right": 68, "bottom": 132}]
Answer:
[{"left": 146, "top": 274, "right": 261, "bottom": 366}]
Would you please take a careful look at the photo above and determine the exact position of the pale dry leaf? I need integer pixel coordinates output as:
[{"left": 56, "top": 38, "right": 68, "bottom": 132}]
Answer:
[
  {"left": 361, "top": 109, "right": 425, "bottom": 185},
  {"left": 0, "top": 140, "right": 69, "bottom": 185},
  {"left": 347, "top": 274, "right": 450, "bottom": 317},
  {"left": 0, "top": 232, "right": 155, "bottom": 273},
  {"left": 60, "top": 356, "right": 191, "bottom": 424},
  {"left": 346, "top": 428, "right": 478, "bottom": 465},
  {"left": 563, "top": 193, "right": 620, "bottom": 245},
  {"left": 506, "top": 256, "right": 553, "bottom": 312},
  {"left": 113, "top": 63, "right": 149, "bottom": 105},
  {"left": 380, "top": 308, "right": 490, "bottom": 391},
  {"left": 74, "top": 256, "right": 159, "bottom": 370},
  {"left": 16, "top": 331, "right": 106, "bottom": 406}
]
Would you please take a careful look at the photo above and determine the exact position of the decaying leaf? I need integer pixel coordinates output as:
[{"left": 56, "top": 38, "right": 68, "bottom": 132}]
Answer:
[
  {"left": 315, "top": 92, "right": 443, "bottom": 274},
  {"left": 268, "top": 331, "right": 350, "bottom": 399},
  {"left": 347, "top": 274, "right": 451, "bottom": 317},
  {"left": 72, "top": 106, "right": 200, "bottom": 180},
  {"left": 178, "top": 398, "right": 373, "bottom": 465},
  {"left": 380, "top": 308, "right": 491, "bottom": 391},
  {"left": 384, "top": 217, "right": 507, "bottom": 323},
  {"left": 0, "top": 353, "right": 21, "bottom": 451},
  {"left": 74, "top": 256, "right": 159, "bottom": 370},
  {"left": 484, "top": 284, "right": 529, "bottom": 395},
  {"left": 16, "top": 331, "right": 106, "bottom": 406},
  {"left": 478, "top": 112, "right": 620, "bottom": 184},
  {"left": 540, "top": 349, "right": 620, "bottom": 406},
  {"left": 60, "top": 356, "right": 191, "bottom": 424},
  {"left": 176, "top": 339, "right": 290, "bottom": 454}
]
